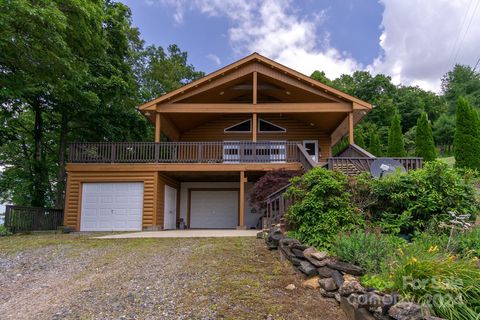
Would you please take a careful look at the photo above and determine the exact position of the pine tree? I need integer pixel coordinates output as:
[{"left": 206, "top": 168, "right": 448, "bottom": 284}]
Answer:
[
  {"left": 355, "top": 132, "right": 366, "bottom": 148},
  {"left": 454, "top": 97, "right": 480, "bottom": 169},
  {"left": 368, "top": 131, "right": 382, "bottom": 156},
  {"left": 387, "top": 113, "right": 406, "bottom": 157},
  {"left": 415, "top": 112, "right": 437, "bottom": 161}
]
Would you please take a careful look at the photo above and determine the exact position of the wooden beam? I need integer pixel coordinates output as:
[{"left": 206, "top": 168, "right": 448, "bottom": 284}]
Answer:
[
  {"left": 160, "top": 114, "right": 180, "bottom": 141},
  {"left": 252, "top": 113, "right": 257, "bottom": 142},
  {"left": 348, "top": 112, "right": 354, "bottom": 144},
  {"left": 155, "top": 112, "right": 161, "bottom": 142},
  {"left": 253, "top": 71, "right": 257, "bottom": 105},
  {"left": 157, "top": 102, "right": 352, "bottom": 113},
  {"left": 238, "top": 171, "right": 246, "bottom": 229},
  {"left": 66, "top": 162, "right": 303, "bottom": 173}
]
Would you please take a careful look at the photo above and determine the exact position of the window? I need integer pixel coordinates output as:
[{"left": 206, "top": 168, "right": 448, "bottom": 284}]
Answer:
[
  {"left": 259, "top": 119, "right": 286, "bottom": 132},
  {"left": 224, "top": 119, "right": 251, "bottom": 132}
]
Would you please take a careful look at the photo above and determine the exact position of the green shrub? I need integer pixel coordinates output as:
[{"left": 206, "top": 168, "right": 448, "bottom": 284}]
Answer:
[
  {"left": 0, "top": 224, "right": 12, "bottom": 236},
  {"left": 454, "top": 227, "right": 480, "bottom": 257},
  {"left": 391, "top": 245, "right": 480, "bottom": 319},
  {"left": 284, "top": 167, "right": 364, "bottom": 249},
  {"left": 367, "top": 161, "right": 480, "bottom": 234},
  {"left": 333, "top": 230, "right": 406, "bottom": 274}
]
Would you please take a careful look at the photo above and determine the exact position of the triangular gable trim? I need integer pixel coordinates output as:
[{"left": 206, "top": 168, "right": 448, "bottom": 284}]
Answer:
[{"left": 138, "top": 53, "right": 372, "bottom": 111}]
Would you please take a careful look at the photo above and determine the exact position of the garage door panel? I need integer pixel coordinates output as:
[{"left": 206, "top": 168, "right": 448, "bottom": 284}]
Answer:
[
  {"left": 190, "top": 190, "right": 238, "bottom": 229},
  {"left": 80, "top": 182, "right": 144, "bottom": 231}
]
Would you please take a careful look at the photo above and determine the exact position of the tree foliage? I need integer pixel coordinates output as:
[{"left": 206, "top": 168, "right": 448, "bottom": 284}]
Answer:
[
  {"left": 387, "top": 113, "right": 406, "bottom": 157},
  {"left": 454, "top": 97, "right": 480, "bottom": 170},
  {"left": 0, "top": 0, "right": 201, "bottom": 207},
  {"left": 368, "top": 131, "right": 382, "bottom": 156},
  {"left": 248, "top": 169, "right": 301, "bottom": 210},
  {"left": 415, "top": 112, "right": 436, "bottom": 161}
]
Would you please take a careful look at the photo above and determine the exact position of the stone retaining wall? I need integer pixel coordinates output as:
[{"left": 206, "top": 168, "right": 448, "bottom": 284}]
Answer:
[{"left": 261, "top": 227, "right": 443, "bottom": 320}]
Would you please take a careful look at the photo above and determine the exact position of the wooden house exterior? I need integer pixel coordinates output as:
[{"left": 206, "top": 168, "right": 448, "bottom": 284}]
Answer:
[{"left": 64, "top": 53, "right": 420, "bottom": 232}]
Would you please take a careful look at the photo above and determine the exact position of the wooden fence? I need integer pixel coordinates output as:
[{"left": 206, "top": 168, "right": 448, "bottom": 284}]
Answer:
[{"left": 4, "top": 205, "right": 64, "bottom": 232}]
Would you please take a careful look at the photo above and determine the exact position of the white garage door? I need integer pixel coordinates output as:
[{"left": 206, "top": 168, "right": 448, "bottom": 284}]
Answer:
[
  {"left": 80, "top": 182, "right": 144, "bottom": 231},
  {"left": 190, "top": 190, "right": 238, "bottom": 228}
]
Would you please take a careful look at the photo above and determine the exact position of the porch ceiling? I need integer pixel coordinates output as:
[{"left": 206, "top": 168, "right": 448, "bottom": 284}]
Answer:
[
  {"left": 160, "top": 112, "right": 348, "bottom": 136},
  {"left": 163, "top": 171, "right": 268, "bottom": 182}
]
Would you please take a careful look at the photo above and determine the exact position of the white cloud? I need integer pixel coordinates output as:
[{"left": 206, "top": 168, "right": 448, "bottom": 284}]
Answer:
[
  {"left": 150, "top": 0, "right": 361, "bottom": 79},
  {"left": 147, "top": 0, "right": 480, "bottom": 92},
  {"left": 370, "top": 0, "right": 480, "bottom": 92},
  {"left": 206, "top": 53, "right": 221, "bottom": 66}
]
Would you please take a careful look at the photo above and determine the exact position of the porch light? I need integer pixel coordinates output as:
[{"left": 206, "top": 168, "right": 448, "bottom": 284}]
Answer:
[
  {"left": 285, "top": 91, "right": 291, "bottom": 95},
  {"left": 144, "top": 112, "right": 151, "bottom": 117}
]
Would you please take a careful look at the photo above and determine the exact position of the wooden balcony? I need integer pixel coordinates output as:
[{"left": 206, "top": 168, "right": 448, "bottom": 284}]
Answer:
[
  {"left": 326, "top": 157, "right": 423, "bottom": 175},
  {"left": 68, "top": 141, "right": 307, "bottom": 164}
]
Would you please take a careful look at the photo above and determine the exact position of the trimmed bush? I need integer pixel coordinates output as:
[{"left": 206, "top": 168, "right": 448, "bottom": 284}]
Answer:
[
  {"left": 387, "top": 113, "right": 406, "bottom": 157},
  {"left": 0, "top": 225, "right": 12, "bottom": 236},
  {"left": 454, "top": 227, "right": 480, "bottom": 258},
  {"left": 367, "top": 161, "right": 480, "bottom": 234},
  {"left": 284, "top": 167, "right": 364, "bottom": 249},
  {"left": 333, "top": 230, "right": 405, "bottom": 274},
  {"left": 415, "top": 112, "right": 437, "bottom": 161},
  {"left": 454, "top": 96, "right": 480, "bottom": 170}
]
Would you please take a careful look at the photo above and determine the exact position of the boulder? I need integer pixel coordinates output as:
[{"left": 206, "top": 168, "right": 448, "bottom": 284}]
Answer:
[
  {"left": 317, "top": 266, "right": 335, "bottom": 278},
  {"left": 327, "top": 260, "right": 365, "bottom": 276},
  {"left": 256, "top": 231, "right": 265, "bottom": 239},
  {"left": 298, "top": 260, "right": 318, "bottom": 277},
  {"left": 318, "top": 277, "right": 338, "bottom": 291},
  {"left": 388, "top": 302, "right": 431, "bottom": 320},
  {"left": 291, "top": 243, "right": 309, "bottom": 251},
  {"left": 285, "top": 284, "right": 296, "bottom": 291},
  {"left": 319, "top": 288, "right": 336, "bottom": 299},
  {"left": 266, "top": 229, "right": 284, "bottom": 249},
  {"left": 357, "top": 292, "right": 384, "bottom": 308},
  {"left": 331, "top": 270, "right": 344, "bottom": 288},
  {"left": 291, "top": 248, "right": 305, "bottom": 259},
  {"left": 303, "top": 247, "right": 329, "bottom": 266},
  {"left": 279, "top": 238, "right": 300, "bottom": 248},
  {"left": 311, "top": 251, "right": 328, "bottom": 261},
  {"left": 343, "top": 274, "right": 357, "bottom": 282},
  {"left": 302, "top": 276, "right": 320, "bottom": 289},
  {"left": 280, "top": 246, "right": 296, "bottom": 261},
  {"left": 290, "top": 257, "right": 303, "bottom": 266},
  {"left": 339, "top": 280, "right": 366, "bottom": 297}
]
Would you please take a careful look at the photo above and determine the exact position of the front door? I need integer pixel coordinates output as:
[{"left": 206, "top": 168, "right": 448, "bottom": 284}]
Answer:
[
  {"left": 303, "top": 140, "right": 319, "bottom": 162},
  {"left": 164, "top": 185, "right": 177, "bottom": 229}
]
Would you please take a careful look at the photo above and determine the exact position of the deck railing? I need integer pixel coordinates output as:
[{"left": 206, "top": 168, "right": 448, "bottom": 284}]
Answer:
[
  {"left": 326, "top": 157, "right": 423, "bottom": 175},
  {"left": 68, "top": 141, "right": 302, "bottom": 164}
]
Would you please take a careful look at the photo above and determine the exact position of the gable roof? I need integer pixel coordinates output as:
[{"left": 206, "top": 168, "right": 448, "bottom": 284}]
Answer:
[{"left": 138, "top": 52, "right": 372, "bottom": 111}]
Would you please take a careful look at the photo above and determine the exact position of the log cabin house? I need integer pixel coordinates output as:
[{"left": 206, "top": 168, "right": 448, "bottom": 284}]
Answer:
[{"left": 64, "top": 53, "right": 421, "bottom": 231}]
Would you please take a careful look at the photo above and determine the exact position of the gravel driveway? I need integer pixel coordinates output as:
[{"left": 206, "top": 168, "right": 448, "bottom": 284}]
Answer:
[{"left": 0, "top": 234, "right": 346, "bottom": 320}]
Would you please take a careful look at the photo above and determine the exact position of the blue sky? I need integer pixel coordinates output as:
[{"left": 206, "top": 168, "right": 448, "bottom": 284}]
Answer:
[{"left": 120, "top": 0, "right": 480, "bottom": 92}]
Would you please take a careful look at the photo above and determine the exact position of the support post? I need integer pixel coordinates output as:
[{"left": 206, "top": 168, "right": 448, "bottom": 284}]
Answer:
[
  {"left": 253, "top": 71, "right": 257, "bottom": 105},
  {"left": 348, "top": 112, "right": 354, "bottom": 144},
  {"left": 238, "top": 171, "right": 247, "bottom": 229},
  {"left": 252, "top": 113, "right": 257, "bottom": 142},
  {"left": 155, "top": 112, "right": 161, "bottom": 143}
]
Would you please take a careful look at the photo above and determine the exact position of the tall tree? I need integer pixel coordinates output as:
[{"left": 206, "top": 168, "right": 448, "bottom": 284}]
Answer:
[
  {"left": 368, "top": 131, "right": 382, "bottom": 156},
  {"left": 442, "top": 65, "right": 480, "bottom": 113},
  {"left": 454, "top": 97, "right": 480, "bottom": 169},
  {"left": 387, "top": 113, "right": 406, "bottom": 157},
  {"left": 433, "top": 114, "right": 455, "bottom": 154},
  {"left": 415, "top": 112, "right": 436, "bottom": 161},
  {"left": 138, "top": 44, "right": 204, "bottom": 102}
]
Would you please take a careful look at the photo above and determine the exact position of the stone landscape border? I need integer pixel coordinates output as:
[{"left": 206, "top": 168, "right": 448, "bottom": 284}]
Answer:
[{"left": 261, "top": 227, "right": 444, "bottom": 320}]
